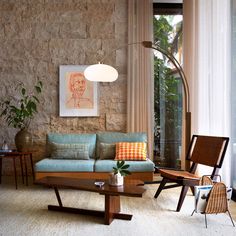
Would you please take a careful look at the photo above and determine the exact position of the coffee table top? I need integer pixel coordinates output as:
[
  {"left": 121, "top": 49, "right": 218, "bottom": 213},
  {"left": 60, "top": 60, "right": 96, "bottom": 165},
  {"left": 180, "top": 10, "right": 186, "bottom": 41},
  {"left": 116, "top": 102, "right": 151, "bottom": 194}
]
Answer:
[{"left": 35, "top": 176, "right": 146, "bottom": 197}]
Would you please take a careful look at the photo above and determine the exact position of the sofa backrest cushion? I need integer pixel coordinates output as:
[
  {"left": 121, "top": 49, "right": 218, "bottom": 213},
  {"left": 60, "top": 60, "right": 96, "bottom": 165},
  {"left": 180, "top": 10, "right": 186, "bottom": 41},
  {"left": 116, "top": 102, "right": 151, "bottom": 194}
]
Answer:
[
  {"left": 47, "top": 133, "right": 96, "bottom": 158},
  {"left": 99, "top": 143, "right": 116, "bottom": 160},
  {"left": 96, "top": 132, "right": 147, "bottom": 158},
  {"left": 115, "top": 142, "right": 147, "bottom": 161},
  {"left": 49, "top": 142, "right": 90, "bottom": 160}
]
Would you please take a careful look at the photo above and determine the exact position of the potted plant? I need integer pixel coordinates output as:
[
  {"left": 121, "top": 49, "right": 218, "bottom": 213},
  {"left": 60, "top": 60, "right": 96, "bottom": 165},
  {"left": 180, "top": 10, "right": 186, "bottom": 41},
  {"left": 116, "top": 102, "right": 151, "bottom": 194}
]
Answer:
[
  {"left": 0, "top": 80, "right": 43, "bottom": 151},
  {"left": 109, "top": 160, "right": 131, "bottom": 186}
]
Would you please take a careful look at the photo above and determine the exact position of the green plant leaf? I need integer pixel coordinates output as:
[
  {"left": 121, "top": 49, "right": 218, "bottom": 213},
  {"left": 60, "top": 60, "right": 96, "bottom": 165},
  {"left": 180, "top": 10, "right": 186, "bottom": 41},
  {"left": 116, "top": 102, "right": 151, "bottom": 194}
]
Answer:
[
  {"left": 121, "top": 164, "right": 130, "bottom": 169},
  {"left": 32, "top": 96, "right": 39, "bottom": 103},
  {"left": 21, "top": 88, "right": 26, "bottom": 96},
  {"left": 35, "top": 86, "right": 42, "bottom": 93},
  {"left": 38, "top": 81, "right": 43, "bottom": 87},
  {"left": 30, "top": 101, "right": 37, "bottom": 112},
  {"left": 117, "top": 160, "right": 125, "bottom": 168}
]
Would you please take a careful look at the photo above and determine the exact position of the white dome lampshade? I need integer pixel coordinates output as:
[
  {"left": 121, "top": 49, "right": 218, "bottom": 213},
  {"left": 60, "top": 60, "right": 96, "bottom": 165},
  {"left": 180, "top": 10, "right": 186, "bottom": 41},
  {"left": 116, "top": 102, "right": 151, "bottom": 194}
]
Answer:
[{"left": 84, "top": 63, "right": 118, "bottom": 82}]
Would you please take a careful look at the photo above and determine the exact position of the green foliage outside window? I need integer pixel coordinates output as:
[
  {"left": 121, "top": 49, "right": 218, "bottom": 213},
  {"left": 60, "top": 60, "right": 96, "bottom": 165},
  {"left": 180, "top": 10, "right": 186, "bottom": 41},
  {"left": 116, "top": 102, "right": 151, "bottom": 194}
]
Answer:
[{"left": 153, "top": 15, "right": 183, "bottom": 168}]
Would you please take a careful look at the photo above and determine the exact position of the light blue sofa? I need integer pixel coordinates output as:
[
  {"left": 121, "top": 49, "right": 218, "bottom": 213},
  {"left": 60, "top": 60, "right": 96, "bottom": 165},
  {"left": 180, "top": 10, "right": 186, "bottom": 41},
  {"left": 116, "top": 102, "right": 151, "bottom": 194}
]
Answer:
[{"left": 35, "top": 132, "right": 155, "bottom": 181}]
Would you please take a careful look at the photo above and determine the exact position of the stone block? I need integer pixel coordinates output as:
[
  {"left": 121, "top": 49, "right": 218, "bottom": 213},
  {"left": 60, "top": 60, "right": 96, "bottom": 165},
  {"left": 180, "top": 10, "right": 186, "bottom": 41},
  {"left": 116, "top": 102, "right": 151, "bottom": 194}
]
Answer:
[
  {"left": 106, "top": 113, "right": 126, "bottom": 131},
  {"left": 49, "top": 39, "right": 86, "bottom": 65},
  {"left": 59, "top": 22, "right": 87, "bottom": 39},
  {"left": 86, "top": 0, "right": 115, "bottom": 24},
  {"left": 0, "top": 1, "right": 14, "bottom": 11},
  {"left": 116, "top": 48, "right": 127, "bottom": 67},
  {"left": 45, "top": 0, "right": 87, "bottom": 12},
  {"left": 88, "top": 22, "right": 115, "bottom": 39},
  {"left": 115, "top": 22, "right": 128, "bottom": 43},
  {"left": 114, "top": 0, "right": 128, "bottom": 23}
]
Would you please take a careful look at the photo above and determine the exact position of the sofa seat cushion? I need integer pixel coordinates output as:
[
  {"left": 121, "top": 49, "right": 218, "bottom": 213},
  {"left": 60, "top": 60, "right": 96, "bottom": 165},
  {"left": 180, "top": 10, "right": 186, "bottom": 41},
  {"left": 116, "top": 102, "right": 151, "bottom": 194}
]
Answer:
[
  {"left": 94, "top": 159, "right": 155, "bottom": 173},
  {"left": 35, "top": 159, "right": 95, "bottom": 172}
]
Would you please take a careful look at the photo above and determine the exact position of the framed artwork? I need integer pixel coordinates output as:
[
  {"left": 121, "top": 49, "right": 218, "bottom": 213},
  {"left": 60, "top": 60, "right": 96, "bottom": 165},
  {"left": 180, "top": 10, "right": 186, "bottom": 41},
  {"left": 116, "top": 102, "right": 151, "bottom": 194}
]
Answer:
[{"left": 59, "top": 65, "right": 99, "bottom": 117}]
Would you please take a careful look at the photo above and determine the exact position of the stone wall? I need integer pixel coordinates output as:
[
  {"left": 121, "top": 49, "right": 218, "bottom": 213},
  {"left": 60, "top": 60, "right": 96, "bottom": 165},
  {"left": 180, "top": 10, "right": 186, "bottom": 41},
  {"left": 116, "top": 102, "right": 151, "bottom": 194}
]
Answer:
[{"left": 0, "top": 0, "right": 128, "bottom": 175}]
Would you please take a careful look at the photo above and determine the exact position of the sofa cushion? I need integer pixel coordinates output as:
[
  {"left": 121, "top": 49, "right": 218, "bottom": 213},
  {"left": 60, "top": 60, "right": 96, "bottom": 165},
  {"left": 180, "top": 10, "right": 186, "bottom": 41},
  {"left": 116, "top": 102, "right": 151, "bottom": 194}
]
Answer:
[
  {"left": 115, "top": 142, "right": 147, "bottom": 161},
  {"left": 35, "top": 158, "right": 95, "bottom": 172},
  {"left": 99, "top": 143, "right": 116, "bottom": 160},
  {"left": 96, "top": 132, "right": 147, "bottom": 158},
  {"left": 47, "top": 133, "right": 96, "bottom": 158},
  {"left": 94, "top": 159, "right": 155, "bottom": 172},
  {"left": 49, "top": 142, "right": 90, "bottom": 160}
]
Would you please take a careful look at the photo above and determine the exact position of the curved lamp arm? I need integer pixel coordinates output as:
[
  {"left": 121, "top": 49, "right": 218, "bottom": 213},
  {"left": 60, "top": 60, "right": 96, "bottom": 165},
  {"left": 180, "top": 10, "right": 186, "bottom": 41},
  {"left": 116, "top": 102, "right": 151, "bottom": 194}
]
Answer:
[{"left": 142, "top": 41, "right": 190, "bottom": 112}]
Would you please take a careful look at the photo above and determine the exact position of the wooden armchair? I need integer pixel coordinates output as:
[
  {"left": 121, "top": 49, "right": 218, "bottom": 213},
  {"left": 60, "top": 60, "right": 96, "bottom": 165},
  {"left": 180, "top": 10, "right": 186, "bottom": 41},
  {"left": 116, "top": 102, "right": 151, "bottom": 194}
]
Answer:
[{"left": 154, "top": 135, "right": 229, "bottom": 212}]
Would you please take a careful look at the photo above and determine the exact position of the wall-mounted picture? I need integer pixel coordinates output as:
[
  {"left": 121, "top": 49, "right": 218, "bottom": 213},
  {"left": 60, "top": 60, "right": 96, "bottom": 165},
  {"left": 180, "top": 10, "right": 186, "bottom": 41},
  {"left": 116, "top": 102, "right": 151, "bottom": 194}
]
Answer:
[{"left": 59, "top": 65, "right": 99, "bottom": 117}]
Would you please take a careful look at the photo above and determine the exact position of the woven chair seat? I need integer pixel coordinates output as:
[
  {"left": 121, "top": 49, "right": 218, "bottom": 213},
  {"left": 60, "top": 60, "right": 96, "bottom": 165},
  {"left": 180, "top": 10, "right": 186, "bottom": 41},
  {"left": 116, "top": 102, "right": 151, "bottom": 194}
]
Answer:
[{"left": 159, "top": 169, "right": 200, "bottom": 180}]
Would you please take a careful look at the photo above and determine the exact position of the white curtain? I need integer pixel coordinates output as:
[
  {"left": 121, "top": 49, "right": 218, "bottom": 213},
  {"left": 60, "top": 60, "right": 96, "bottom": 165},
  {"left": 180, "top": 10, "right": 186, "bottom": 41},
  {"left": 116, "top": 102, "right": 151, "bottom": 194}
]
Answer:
[
  {"left": 127, "top": 0, "right": 154, "bottom": 158},
  {"left": 183, "top": 0, "right": 231, "bottom": 185}
]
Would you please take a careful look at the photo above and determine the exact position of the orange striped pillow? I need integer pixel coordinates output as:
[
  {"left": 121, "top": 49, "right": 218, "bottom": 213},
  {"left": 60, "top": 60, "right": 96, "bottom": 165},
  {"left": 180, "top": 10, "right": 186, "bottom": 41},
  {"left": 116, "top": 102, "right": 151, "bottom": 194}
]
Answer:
[{"left": 115, "top": 142, "right": 147, "bottom": 161}]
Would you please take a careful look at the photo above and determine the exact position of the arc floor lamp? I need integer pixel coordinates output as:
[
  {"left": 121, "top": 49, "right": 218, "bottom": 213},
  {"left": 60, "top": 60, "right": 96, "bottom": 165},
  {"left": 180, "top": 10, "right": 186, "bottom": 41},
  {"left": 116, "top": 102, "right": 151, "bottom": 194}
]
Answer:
[{"left": 84, "top": 41, "right": 191, "bottom": 170}]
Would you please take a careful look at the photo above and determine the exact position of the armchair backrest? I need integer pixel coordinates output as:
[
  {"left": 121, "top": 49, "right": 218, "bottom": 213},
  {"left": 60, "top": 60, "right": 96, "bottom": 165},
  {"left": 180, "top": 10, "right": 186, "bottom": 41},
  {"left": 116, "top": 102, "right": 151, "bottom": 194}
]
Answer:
[{"left": 186, "top": 135, "right": 229, "bottom": 170}]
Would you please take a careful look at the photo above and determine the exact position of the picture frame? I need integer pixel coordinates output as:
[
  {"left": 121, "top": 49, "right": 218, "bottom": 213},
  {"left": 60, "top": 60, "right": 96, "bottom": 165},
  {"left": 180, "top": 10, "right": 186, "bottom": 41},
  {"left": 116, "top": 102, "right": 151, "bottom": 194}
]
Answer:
[{"left": 59, "top": 65, "right": 99, "bottom": 117}]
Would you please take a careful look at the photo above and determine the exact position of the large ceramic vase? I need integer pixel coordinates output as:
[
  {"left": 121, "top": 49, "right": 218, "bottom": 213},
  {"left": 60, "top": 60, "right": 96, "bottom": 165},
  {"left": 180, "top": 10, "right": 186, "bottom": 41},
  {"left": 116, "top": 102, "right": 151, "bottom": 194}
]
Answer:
[
  {"left": 15, "top": 128, "right": 32, "bottom": 152},
  {"left": 109, "top": 172, "right": 124, "bottom": 186}
]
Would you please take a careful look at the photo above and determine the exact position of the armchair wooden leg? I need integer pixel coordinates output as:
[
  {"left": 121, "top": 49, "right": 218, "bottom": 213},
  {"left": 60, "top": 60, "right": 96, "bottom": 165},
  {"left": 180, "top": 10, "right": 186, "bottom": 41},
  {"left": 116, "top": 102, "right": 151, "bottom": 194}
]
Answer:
[
  {"left": 176, "top": 186, "right": 189, "bottom": 212},
  {"left": 190, "top": 186, "right": 194, "bottom": 195},
  {"left": 154, "top": 178, "right": 168, "bottom": 199}
]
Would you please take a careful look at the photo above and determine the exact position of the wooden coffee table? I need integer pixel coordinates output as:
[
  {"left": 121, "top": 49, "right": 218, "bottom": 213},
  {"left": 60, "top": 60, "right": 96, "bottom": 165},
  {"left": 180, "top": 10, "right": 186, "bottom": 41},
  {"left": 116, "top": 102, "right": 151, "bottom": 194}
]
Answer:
[{"left": 35, "top": 176, "right": 146, "bottom": 225}]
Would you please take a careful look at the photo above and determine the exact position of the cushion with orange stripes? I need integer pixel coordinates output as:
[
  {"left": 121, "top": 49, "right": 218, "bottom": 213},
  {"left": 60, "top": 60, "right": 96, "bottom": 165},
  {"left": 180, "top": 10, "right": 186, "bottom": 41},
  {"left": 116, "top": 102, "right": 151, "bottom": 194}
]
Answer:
[{"left": 115, "top": 142, "right": 147, "bottom": 161}]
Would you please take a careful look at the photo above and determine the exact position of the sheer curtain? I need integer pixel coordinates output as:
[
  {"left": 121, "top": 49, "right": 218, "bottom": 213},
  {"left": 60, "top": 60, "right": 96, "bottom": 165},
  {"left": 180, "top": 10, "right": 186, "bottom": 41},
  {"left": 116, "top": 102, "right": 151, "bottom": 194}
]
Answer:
[
  {"left": 127, "top": 0, "right": 154, "bottom": 158},
  {"left": 183, "top": 0, "right": 231, "bottom": 185}
]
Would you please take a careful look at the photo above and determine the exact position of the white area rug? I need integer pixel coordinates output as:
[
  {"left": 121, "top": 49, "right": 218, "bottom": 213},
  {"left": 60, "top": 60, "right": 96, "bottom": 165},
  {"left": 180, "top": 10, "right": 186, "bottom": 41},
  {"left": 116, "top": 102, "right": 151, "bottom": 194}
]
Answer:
[{"left": 0, "top": 178, "right": 235, "bottom": 236}]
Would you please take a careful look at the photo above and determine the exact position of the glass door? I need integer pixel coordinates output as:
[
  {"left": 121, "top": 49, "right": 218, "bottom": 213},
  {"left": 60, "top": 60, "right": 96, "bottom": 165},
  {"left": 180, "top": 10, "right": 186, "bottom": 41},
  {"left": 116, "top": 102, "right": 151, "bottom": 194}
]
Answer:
[{"left": 153, "top": 4, "right": 183, "bottom": 169}]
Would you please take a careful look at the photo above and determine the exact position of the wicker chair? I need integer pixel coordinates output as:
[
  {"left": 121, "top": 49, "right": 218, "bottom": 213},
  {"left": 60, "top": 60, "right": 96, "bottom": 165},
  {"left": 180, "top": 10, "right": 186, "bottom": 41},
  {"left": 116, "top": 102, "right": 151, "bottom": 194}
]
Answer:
[{"left": 154, "top": 135, "right": 229, "bottom": 212}]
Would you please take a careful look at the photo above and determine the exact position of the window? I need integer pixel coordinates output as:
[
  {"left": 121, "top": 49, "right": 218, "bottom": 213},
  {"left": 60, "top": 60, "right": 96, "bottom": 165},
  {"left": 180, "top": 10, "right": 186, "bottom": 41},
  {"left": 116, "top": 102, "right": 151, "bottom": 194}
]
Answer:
[{"left": 153, "top": 2, "right": 183, "bottom": 169}]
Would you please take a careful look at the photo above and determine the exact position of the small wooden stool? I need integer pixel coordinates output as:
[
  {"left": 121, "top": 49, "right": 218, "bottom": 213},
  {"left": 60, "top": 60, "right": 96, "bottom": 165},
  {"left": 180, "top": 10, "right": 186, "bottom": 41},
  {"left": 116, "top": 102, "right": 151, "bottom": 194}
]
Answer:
[{"left": 0, "top": 151, "right": 34, "bottom": 189}]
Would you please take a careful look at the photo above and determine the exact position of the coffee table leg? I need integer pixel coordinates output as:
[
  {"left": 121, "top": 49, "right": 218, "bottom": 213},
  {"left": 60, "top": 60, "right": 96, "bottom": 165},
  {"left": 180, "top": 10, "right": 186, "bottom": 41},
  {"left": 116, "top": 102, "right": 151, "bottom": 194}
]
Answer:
[
  {"left": 104, "top": 195, "right": 132, "bottom": 225},
  {"left": 13, "top": 157, "right": 17, "bottom": 189},
  {"left": 54, "top": 187, "right": 63, "bottom": 207},
  {"left": 105, "top": 195, "right": 120, "bottom": 225}
]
